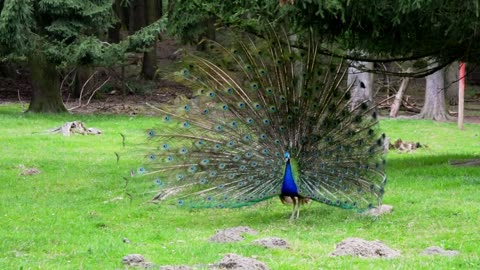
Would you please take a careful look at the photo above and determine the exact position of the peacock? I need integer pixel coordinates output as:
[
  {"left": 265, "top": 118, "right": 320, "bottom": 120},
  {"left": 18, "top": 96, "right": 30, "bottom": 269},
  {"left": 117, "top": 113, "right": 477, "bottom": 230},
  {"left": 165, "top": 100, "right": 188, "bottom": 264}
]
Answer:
[{"left": 133, "top": 27, "right": 387, "bottom": 220}]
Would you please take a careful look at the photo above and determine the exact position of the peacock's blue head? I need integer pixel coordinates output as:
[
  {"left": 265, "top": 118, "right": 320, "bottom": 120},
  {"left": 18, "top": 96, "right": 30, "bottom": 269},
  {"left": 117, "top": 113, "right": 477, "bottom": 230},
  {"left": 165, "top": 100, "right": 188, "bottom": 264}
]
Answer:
[{"left": 284, "top": 152, "right": 290, "bottom": 162}]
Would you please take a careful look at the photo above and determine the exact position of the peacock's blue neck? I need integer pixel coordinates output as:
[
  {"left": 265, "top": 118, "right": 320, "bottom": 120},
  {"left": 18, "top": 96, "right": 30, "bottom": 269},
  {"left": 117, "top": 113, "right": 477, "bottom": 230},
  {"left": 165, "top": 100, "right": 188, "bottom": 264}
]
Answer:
[{"left": 281, "top": 160, "right": 298, "bottom": 196}]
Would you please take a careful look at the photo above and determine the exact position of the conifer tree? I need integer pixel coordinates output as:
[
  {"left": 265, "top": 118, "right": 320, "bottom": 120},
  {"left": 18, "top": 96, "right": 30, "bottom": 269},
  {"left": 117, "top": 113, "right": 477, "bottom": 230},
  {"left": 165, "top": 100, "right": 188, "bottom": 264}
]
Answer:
[{"left": 0, "top": 0, "right": 165, "bottom": 113}]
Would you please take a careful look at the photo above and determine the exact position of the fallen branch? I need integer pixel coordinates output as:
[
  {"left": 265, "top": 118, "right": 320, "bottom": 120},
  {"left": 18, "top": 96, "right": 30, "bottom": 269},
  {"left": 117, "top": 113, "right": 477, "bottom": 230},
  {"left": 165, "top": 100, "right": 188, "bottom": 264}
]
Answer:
[
  {"left": 390, "top": 68, "right": 412, "bottom": 117},
  {"left": 61, "top": 68, "right": 77, "bottom": 104},
  {"left": 401, "top": 95, "right": 421, "bottom": 113},
  {"left": 68, "top": 73, "right": 111, "bottom": 111},
  {"left": 85, "top": 77, "right": 111, "bottom": 107},
  {"left": 75, "top": 70, "right": 99, "bottom": 108},
  {"left": 17, "top": 88, "right": 25, "bottom": 111}
]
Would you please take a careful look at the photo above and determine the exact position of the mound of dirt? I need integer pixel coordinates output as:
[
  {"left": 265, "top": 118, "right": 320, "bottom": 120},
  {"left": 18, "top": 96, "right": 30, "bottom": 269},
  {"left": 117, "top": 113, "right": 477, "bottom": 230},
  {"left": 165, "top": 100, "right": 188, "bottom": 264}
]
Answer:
[
  {"left": 208, "top": 226, "right": 258, "bottom": 243},
  {"left": 331, "top": 238, "right": 400, "bottom": 258},
  {"left": 422, "top": 246, "right": 459, "bottom": 256},
  {"left": 251, "top": 237, "right": 289, "bottom": 249},
  {"left": 213, "top": 253, "right": 270, "bottom": 270},
  {"left": 122, "top": 254, "right": 154, "bottom": 268}
]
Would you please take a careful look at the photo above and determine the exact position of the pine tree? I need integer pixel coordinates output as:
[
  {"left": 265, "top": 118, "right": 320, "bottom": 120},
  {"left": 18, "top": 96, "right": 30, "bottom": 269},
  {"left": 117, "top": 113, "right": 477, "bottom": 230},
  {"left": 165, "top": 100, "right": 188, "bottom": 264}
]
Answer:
[{"left": 0, "top": 0, "right": 165, "bottom": 113}]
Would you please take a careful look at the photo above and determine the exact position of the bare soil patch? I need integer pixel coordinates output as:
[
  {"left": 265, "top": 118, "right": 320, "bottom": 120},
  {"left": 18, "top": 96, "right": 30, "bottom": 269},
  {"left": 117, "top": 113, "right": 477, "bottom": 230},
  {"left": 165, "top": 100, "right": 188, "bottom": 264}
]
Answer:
[
  {"left": 122, "top": 254, "right": 154, "bottom": 268},
  {"left": 213, "top": 253, "right": 270, "bottom": 270},
  {"left": 422, "top": 246, "right": 460, "bottom": 256},
  {"left": 208, "top": 226, "right": 258, "bottom": 243},
  {"left": 251, "top": 237, "right": 289, "bottom": 249},
  {"left": 17, "top": 164, "right": 41, "bottom": 176},
  {"left": 331, "top": 238, "right": 400, "bottom": 258}
]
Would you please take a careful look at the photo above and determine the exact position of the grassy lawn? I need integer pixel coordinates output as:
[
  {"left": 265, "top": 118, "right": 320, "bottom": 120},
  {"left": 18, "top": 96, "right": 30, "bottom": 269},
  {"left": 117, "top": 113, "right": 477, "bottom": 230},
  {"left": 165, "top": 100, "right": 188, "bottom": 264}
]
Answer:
[{"left": 0, "top": 103, "right": 479, "bottom": 269}]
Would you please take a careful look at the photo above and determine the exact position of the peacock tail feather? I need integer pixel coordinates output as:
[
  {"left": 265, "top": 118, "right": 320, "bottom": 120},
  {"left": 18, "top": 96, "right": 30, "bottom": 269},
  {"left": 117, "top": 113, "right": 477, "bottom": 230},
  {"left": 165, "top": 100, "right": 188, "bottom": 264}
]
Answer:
[{"left": 134, "top": 26, "right": 387, "bottom": 212}]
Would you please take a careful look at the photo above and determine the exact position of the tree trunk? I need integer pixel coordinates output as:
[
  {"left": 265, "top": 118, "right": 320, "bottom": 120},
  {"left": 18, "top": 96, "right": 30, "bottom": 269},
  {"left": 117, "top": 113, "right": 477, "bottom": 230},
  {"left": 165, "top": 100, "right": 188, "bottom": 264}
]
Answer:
[
  {"left": 412, "top": 64, "right": 451, "bottom": 121},
  {"left": 27, "top": 51, "right": 67, "bottom": 113},
  {"left": 108, "top": 0, "right": 123, "bottom": 43},
  {"left": 445, "top": 61, "right": 459, "bottom": 106},
  {"left": 167, "top": 0, "right": 174, "bottom": 17},
  {"left": 155, "top": 0, "right": 162, "bottom": 17},
  {"left": 141, "top": 0, "right": 160, "bottom": 80},
  {"left": 121, "top": 4, "right": 130, "bottom": 30},
  {"left": 129, "top": 0, "right": 145, "bottom": 34},
  {"left": 348, "top": 61, "right": 374, "bottom": 109}
]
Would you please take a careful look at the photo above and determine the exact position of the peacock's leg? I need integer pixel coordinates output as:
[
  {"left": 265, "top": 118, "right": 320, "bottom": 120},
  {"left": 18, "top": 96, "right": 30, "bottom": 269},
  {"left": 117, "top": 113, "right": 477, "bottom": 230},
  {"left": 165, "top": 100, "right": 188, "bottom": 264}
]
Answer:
[
  {"left": 296, "top": 201, "right": 301, "bottom": 219},
  {"left": 290, "top": 197, "right": 298, "bottom": 220}
]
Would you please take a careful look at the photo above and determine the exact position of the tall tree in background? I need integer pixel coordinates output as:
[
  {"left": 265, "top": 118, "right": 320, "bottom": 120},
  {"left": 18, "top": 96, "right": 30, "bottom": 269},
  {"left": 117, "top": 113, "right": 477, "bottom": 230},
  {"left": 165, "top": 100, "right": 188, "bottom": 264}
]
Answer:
[
  {"left": 415, "top": 63, "right": 451, "bottom": 121},
  {"left": 130, "top": 0, "right": 146, "bottom": 34},
  {"left": 445, "top": 62, "right": 459, "bottom": 106},
  {"left": 0, "top": 0, "right": 165, "bottom": 113},
  {"left": 348, "top": 61, "right": 374, "bottom": 109},
  {"left": 142, "top": 0, "right": 162, "bottom": 79},
  {"left": 108, "top": 0, "right": 125, "bottom": 44},
  {"left": 0, "top": 0, "right": 113, "bottom": 112}
]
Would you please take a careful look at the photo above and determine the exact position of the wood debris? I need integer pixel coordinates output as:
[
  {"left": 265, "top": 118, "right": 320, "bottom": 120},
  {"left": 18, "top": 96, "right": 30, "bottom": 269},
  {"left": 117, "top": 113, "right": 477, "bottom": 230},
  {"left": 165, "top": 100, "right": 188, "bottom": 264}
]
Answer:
[
  {"left": 388, "top": 138, "right": 425, "bottom": 153},
  {"left": 48, "top": 121, "right": 102, "bottom": 136}
]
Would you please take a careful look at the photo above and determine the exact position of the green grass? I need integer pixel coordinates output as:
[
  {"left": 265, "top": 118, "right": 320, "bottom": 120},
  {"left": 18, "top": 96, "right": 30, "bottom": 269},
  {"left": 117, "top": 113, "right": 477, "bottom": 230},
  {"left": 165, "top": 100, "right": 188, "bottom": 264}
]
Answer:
[{"left": 1, "top": 103, "right": 479, "bottom": 269}]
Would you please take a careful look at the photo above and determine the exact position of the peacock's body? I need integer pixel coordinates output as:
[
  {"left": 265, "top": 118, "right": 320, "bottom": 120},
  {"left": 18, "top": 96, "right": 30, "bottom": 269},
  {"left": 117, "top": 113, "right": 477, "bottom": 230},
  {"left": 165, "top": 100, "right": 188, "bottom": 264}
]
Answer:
[{"left": 135, "top": 28, "right": 387, "bottom": 219}]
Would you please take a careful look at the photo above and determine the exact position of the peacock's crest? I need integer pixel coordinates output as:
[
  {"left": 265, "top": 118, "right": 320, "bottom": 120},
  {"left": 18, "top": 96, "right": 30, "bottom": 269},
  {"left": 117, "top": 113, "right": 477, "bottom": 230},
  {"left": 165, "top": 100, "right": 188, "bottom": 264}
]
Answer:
[{"left": 132, "top": 26, "right": 386, "bottom": 218}]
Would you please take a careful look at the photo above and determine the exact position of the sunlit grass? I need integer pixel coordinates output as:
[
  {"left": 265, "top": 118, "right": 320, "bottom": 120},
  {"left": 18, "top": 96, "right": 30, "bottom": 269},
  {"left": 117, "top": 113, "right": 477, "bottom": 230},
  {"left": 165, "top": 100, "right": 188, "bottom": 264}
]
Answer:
[{"left": 0, "top": 103, "right": 479, "bottom": 269}]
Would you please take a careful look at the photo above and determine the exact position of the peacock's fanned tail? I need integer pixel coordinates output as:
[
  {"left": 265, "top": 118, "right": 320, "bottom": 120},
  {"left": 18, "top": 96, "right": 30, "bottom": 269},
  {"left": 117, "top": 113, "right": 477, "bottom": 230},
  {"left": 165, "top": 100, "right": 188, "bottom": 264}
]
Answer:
[{"left": 135, "top": 27, "right": 386, "bottom": 211}]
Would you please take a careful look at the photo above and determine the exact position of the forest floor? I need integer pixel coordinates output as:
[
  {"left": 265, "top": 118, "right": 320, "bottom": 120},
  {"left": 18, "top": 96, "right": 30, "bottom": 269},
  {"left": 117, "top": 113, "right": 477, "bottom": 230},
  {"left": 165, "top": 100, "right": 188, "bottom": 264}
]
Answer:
[{"left": 1, "top": 73, "right": 480, "bottom": 124}]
